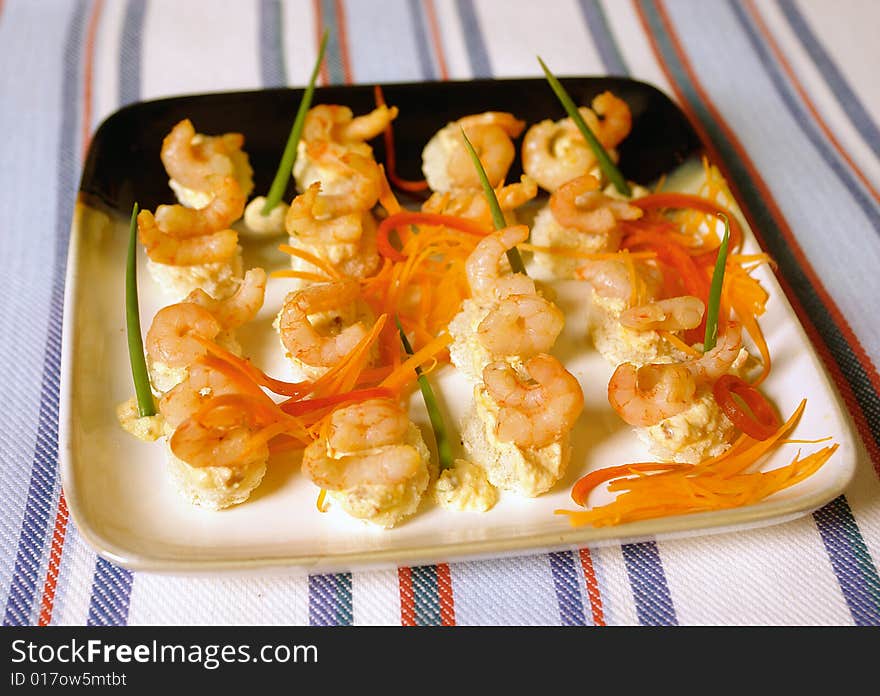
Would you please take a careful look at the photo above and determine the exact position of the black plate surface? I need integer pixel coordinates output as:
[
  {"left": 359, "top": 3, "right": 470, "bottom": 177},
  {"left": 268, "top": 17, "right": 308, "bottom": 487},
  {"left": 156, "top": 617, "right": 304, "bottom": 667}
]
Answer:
[{"left": 79, "top": 76, "right": 702, "bottom": 213}]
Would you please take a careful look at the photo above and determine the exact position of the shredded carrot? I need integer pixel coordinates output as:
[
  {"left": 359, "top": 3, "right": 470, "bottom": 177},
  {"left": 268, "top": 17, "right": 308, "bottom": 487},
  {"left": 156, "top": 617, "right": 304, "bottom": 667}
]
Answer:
[
  {"left": 658, "top": 331, "right": 702, "bottom": 358},
  {"left": 380, "top": 332, "right": 453, "bottom": 392},
  {"left": 557, "top": 399, "right": 836, "bottom": 527},
  {"left": 374, "top": 84, "right": 429, "bottom": 193},
  {"left": 316, "top": 489, "right": 329, "bottom": 512},
  {"left": 278, "top": 243, "right": 343, "bottom": 279},
  {"left": 270, "top": 270, "right": 333, "bottom": 283}
]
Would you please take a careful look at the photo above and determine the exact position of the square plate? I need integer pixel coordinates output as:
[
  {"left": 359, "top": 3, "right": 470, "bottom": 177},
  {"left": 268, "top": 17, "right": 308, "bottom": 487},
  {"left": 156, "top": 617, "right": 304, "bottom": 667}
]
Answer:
[{"left": 62, "top": 78, "right": 858, "bottom": 574}]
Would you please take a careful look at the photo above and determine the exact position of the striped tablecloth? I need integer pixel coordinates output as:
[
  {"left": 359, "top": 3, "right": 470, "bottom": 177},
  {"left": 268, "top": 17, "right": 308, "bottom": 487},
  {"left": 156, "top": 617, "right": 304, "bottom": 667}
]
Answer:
[{"left": 1, "top": 0, "right": 878, "bottom": 627}]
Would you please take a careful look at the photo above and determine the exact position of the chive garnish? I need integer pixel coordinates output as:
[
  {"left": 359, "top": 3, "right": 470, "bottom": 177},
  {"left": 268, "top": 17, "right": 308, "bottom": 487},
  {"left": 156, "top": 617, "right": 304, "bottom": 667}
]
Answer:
[
  {"left": 537, "top": 56, "right": 631, "bottom": 197},
  {"left": 125, "top": 203, "right": 156, "bottom": 417},
  {"left": 459, "top": 128, "right": 527, "bottom": 275},
  {"left": 703, "top": 213, "right": 731, "bottom": 352},
  {"left": 396, "top": 316, "right": 453, "bottom": 471},
  {"left": 261, "top": 29, "right": 329, "bottom": 215}
]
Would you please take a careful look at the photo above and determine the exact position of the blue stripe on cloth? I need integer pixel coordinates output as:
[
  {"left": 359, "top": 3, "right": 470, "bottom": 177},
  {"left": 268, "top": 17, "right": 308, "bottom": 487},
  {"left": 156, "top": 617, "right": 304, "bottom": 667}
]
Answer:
[
  {"left": 119, "top": 0, "right": 145, "bottom": 106},
  {"left": 408, "top": 0, "right": 437, "bottom": 81},
  {"left": 87, "top": 558, "right": 133, "bottom": 626},
  {"left": 641, "top": 0, "right": 880, "bottom": 624},
  {"left": 2, "top": 0, "right": 87, "bottom": 627},
  {"left": 259, "top": 0, "right": 287, "bottom": 88},
  {"left": 309, "top": 573, "right": 353, "bottom": 625},
  {"left": 548, "top": 551, "right": 587, "bottom": 626},
  {"left": 777, "top": 0, "right": 880, "bottom": 159},
  {"left": 730, "top": 1, "right": 880, "bottom": 236},
  {"left": 454, "top": 0, "right": 490, "bottom": 78},
  {"left": 410, "top": 564, "right": 440, "bottom": 625},
  {"left": 813, "top": 496, "right": 880, "bottom": 626},
  {"left": 622, "top": 541, "right": 677, "bottom": 626},
  {"left": 577, "top": 0, "right": 628, "bottom": 76},
  {"left": 319, "top": 0, "right": 347, "bottom": 85}
]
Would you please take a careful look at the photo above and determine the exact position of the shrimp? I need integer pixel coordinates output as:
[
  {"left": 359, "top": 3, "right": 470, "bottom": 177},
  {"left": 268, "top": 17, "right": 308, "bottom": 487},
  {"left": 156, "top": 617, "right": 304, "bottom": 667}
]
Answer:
[
  {"left": 302, "top": 443, "right": 422, "bottom": 491},
  {"left": 424, "top": 112, "right": 526, "bottom": 192},
  {"left": 145, "top": 302, "right": 222, "bottom": 369},
  {"left": 277, "top": 280, "right": 369, "bottom": 367},
  {"left": 522, "top": 92, "right": 632, "bottom": 192},
  {"left": 549, "top": 174, "right": 642, "bottom": 234},
  {"left": 482, "top": 353, "right": 584, "bottom": 449},
  {"left": 476, "top": 293, "right": 564, "bottom": 358},
  {"left": 607, "top": 322, "right": 743, "bottom": 426},
  {"left": 170, "top": 400, "right": 271, "bottom": 470},
  {"left": 592, "top": 91, "right": 632, "bottom": 149},
  {"left": 577, "top": 258, "right": 664, "bottom": 303},
  {"left": 465, "top": 225, "right": 535, "bottom": 301},
  {"left": 285, "top": 183, "right": 365, "bottom": 244},
  {"left": 158, "top": 358, "right": 265, "bottom": 430},
  {"left": 185, "top": 268, "right": 266, "bottom": 330},
  {"left": 619, "top": 296, "right": 705, "bottom": 332},
  {"left": 304, "top": 144, "right": 382, "bottom": 217},
  {"left": 160, "top": 119, "right": 244, "bottom": 191},
  {"left": 137, "top": 209, "right": 239, "bottom": 266},
  {"left": 325, "top": 398, "right": 411, "bottom": 453},
  {"left": 422, "top": 175, "right": 538, "bottom": 227},
  {"left": 153, "top": 176, "right": 246, "bottom": 237},
  {"left": 303, "top": 104, "right": 398, "bottom": 147}
]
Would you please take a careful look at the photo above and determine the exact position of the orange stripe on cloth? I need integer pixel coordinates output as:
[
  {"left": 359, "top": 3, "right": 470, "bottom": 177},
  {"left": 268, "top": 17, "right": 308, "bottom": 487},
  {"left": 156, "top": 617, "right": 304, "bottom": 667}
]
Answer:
[
  {"left": 312, "top": 0, "right": 329, "bottom": 86},
  {"left": 424, "top": 0, "right": 449, "bottom": 81},
  {"left": 37, "top": 493, "right": 69, "bottom": 626},
  {"left": 38, "top": 0, "right": 104, "bottom": 627},
  {"left": 637, "top": 0, "right": 880, "bottom": 474},
  {"left": 398, "top": 566, "right": 416, "bottom": 626},
  {"left": 579, "top": 548, "right": 606, "bottom": 626},
  {"left": 743, "top": 0, "right": 880, "bottom": 206}
]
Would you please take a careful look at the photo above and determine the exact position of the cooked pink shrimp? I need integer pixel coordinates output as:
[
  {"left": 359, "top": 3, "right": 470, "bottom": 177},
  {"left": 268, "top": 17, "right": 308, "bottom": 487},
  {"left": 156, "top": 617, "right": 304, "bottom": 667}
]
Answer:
[
  {"left": 158, "top": 359, "right": 265, "bottom": 430},
  {"left": 607, "top": 322, "right": 744, "bottom": 426},
  {"left": 549, "top": 174, "right": 642, "bottom": 234},
  {"left": 277, "top": 280, "right": 369, "bottom": 368},
  {"left": 592, "top": 91, "right": 632, "bottom": 149},
  {"left": 325, "top": 398, "right": 411, "bottom": 453},
  {"left": 302, "top": 443, "right": 422, "bottom": 491},
  {"left": 446, "top": 123, "right": 521, "bottom": 190},
  {"left": 465, "top": 225, "right": 535, "bottom": 301},
  {"left": 577, "top": 258, "right": 664, "bottom": 303},
  {"left": 422, "top": 175, "right": 538, "bottom": 227},
  {"left": 476, "top": 293, "right": 564, "bottom": 358},
  {"left": 153, "top": 176, "right": 246, "bottom": 237},
  {"left": 303, "top": 145, "right": 382, "bottom": 218},
  {"left": 303, "top": 104, "right": 399, "bottom": 146},
  {"left": 619, "top": 296, "right": 705, "bottom": 332},
  {"left": 185, "top": 268, "right": 266, "bottom": 330},
  {"left": 145, "top": 302, "right": 222, "bottom": 369},
  {"left": 160, "top": 119, "right": 244, "bottom": 191},
  {"left": 285, "top": 183, "right": 365, "bottom": 244},
  {"left": 137, "top": 209, "right": 239, "bottom": 266},
  {"left": 482, "top": 353, "right": 584, "bottom": 449},
  {"left": 522, "top": 92, "right": 631, "bottom": 192}
]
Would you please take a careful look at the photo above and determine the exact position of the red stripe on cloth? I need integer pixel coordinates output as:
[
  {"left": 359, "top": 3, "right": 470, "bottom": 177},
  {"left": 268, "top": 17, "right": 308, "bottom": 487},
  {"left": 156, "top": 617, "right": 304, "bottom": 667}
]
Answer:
[
  {"left": 313, "top": 0, "right": 329, "bottom": 86},
  {"left": 398, "top": 566, "right": 416, "bottom": 626},
  {"left": 37, "top": 494, "right": 69, "bottom": 626},
  {"left": 436, "top": 563, "right": 456, "bottom": 626},
  {"left": 579, "top": 548, "right": 605, "bottom": 626},
  {"left": 334, "top": 0, "right": 353, "bottom": 84},
  {"left": 37, "top": 0, "right": 104, "bottom": 627},
  {"left": 636, "top": 0, "right": 880, "bottom": 474},
  {"left": 424, "top": 0, "right": 449, "bottom": 81},
  {"left": 744, "top": 0, "right": 880, "bottom": 206}
]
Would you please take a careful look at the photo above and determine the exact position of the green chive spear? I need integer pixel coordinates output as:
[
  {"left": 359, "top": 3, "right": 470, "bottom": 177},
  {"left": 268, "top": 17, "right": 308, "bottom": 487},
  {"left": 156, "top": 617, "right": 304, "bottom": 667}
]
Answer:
[
  {"left": 703, "top": 214, "right": 731, "bottom": 352},
  {"left": 260, "top": 29, "right": 329, "bottom": 215},
  {"left": 125, "top": 203, "right": 156, "bottom": 417},
  {"left": 537, "top": 55, "right": 631, "bottom": 197}
]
